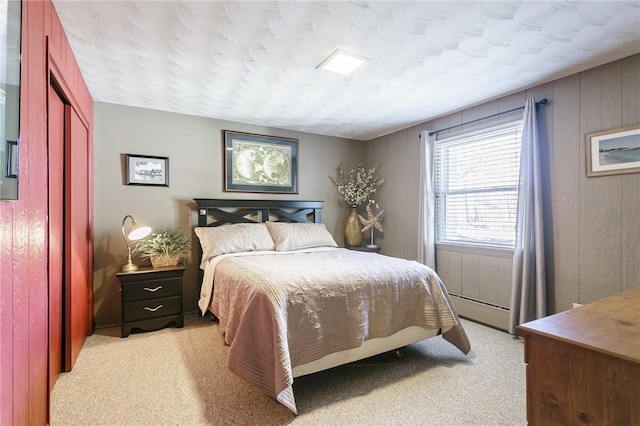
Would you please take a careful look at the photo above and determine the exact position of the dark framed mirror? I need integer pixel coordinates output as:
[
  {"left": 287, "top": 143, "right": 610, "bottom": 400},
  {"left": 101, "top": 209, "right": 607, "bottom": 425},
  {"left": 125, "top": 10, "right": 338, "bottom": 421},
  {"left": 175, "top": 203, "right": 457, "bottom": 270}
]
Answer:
[{"left": 0, "top": 0, "right": 21, "bottom": 200}]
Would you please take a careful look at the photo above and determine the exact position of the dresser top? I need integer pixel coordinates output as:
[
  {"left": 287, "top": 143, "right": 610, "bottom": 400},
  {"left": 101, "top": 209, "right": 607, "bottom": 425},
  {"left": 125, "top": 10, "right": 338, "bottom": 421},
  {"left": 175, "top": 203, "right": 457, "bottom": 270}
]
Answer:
[{"left": 517, "top": 286, "right": 640, "bottom": 364}]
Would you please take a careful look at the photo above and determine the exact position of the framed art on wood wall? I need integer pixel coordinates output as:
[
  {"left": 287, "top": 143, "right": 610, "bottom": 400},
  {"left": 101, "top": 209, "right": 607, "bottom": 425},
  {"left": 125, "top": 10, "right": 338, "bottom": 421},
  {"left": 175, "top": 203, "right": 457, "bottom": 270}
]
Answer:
[
  {"left": 585, "top": 124, "right": 640, "bottom": 177},
  {"left": 125, "top": 154, "right": 170, "bottom": 186},
  {"left": 223, "top": 130, "right": 298, "bottom": 193}
]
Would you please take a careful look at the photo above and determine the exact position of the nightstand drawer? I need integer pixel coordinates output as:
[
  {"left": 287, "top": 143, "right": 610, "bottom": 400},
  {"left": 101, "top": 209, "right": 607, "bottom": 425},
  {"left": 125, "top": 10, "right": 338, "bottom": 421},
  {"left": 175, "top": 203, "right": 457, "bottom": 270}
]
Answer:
[
  {"left": 123, "top": 277, "right": 181, "bottom": 302},
  {"left": 123, "top": 296, "right": 182, "bottom": 322}
]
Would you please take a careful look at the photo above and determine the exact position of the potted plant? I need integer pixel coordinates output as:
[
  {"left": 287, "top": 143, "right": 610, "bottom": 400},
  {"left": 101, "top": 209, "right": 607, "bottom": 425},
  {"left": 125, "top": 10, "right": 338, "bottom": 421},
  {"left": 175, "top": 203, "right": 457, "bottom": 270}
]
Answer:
[{"left": 133, "top": 226, "right": 191, "bottom": 268}]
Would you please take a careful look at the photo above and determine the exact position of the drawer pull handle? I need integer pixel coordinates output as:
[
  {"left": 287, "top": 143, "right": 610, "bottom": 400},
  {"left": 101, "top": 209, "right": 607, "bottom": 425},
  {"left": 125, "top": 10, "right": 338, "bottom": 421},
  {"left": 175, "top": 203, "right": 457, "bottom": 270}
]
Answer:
[
  {"left": 144, "top": 286, "right": 163, "bottom": 292},
  {"left": 144, "top": 305, "right": 163, "bottom": 312}
]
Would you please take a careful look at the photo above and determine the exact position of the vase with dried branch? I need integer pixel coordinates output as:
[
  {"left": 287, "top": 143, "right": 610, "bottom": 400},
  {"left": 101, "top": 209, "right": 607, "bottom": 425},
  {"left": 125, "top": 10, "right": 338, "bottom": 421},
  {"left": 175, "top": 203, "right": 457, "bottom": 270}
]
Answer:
[{"left": 329, "top": 162, "right": 384, "bottom": 247}]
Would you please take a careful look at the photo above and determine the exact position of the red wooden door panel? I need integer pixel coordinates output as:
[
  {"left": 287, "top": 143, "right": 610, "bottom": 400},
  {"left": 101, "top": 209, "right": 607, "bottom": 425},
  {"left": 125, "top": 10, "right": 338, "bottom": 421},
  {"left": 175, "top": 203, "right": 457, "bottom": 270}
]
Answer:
[
  {"left": 64, "top": 105, "right": 90, "bottom": 370},
  {"left": 1, "top": 2, "right": 93, "bottom": 423},
  {"left": 48, "top": 84, "right": 65, "bottom": 388}
]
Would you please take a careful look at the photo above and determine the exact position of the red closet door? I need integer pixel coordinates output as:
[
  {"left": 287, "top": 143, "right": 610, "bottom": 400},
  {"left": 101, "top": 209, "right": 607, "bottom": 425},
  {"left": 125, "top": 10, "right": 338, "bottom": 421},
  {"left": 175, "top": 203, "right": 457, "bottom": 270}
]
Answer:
[
  {"left": 64, "top": 105, "right": 90, "bottom": 370},
  {"left": 48, "top": 85, "right": 65, "bottom": 389}
]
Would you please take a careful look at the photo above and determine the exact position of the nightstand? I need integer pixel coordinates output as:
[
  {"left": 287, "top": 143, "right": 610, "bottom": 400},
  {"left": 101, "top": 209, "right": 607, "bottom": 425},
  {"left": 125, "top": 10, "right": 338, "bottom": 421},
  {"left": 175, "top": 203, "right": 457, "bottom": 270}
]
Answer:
[
  {"left": 116, "top": 265, "right": 185, "bottom": 337},
  {"left": 346, "top": 246, "right": 381, "bottom": 254}
]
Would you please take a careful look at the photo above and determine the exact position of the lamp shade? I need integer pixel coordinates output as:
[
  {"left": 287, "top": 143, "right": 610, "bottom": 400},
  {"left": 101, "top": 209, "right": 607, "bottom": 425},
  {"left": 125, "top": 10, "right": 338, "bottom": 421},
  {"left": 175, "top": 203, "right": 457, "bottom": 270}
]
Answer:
[
  {"left": 126, "top": 221, "right": 152, "bottom": 241},
  {"left": 120, "top": 215, "right": 151, "bottom": 272}
]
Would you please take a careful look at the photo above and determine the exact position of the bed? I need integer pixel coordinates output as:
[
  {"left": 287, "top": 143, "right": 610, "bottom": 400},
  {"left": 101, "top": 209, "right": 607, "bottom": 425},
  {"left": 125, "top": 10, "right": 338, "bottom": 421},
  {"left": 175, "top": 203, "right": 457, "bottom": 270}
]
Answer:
[{"left": 194, "top": 198, "right": 470, "bottom": 413}]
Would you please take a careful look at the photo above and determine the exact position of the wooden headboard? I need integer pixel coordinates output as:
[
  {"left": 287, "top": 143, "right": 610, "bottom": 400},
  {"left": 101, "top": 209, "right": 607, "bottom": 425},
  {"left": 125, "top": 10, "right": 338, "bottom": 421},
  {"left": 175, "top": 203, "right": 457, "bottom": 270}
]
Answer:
[{"left": 194, "top": 199, "right": 324, "bottom": 227}]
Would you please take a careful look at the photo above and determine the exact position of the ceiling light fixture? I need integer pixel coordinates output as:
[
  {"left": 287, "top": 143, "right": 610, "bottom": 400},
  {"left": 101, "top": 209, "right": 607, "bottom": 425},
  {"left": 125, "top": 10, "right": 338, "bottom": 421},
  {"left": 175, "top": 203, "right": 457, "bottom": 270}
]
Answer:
[{"left": 317, "top": 49, "right": 369, "bottom": 76}]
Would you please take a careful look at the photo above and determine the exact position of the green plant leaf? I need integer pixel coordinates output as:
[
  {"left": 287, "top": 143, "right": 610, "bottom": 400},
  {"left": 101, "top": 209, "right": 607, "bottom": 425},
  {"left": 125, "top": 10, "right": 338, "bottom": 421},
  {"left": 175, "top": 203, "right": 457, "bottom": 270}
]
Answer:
[{"left": 132, "top": 226, "right": 191, "bottom": 260}]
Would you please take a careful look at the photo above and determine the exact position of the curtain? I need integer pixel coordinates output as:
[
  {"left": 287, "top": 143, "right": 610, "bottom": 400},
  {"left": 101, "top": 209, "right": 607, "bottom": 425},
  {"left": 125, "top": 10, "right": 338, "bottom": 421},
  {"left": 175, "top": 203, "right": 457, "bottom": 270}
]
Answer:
[
  {"left": 418, "top": 130, "right": 436, "bottom": 269},
  {"left": 509, "top": 98, "right": 547, "bottom": 334}
]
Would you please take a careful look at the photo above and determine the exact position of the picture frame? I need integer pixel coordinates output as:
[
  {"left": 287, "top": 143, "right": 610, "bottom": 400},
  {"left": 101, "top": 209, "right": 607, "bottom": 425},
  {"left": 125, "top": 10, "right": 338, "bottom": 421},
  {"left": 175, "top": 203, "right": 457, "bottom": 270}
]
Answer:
[
  {"left": 125, "top": 154, "right": 169, "bottom": 186},
  {"left": 223, "top": 130, "right": 298, "bottom": 193},
  {"left": 585, "top": 124, "right": 640, "bottom": 177},
  {"left": 5, "top": 141, "right": 17, "bottom": 178}
]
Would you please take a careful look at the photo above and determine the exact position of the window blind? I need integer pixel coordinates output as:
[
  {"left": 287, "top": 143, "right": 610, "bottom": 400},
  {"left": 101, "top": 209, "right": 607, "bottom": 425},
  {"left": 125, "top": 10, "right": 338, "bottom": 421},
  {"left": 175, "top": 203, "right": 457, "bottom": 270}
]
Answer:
[{"left": 434, "top": 121, "right": 523, "bottom": 248}]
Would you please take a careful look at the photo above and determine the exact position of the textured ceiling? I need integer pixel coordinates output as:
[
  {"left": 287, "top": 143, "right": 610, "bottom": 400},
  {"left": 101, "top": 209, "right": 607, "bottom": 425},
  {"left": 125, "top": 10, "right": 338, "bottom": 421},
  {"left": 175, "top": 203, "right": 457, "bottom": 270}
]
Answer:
[{"left": 52, "top": 1, "right": 640, "bottom": 141}]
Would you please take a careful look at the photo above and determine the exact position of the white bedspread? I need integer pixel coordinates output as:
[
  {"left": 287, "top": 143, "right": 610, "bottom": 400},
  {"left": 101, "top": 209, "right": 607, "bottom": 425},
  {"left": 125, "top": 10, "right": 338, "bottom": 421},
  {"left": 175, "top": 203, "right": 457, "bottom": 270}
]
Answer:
[{"left": 199, "top": 247, "right": 470, "bottom": 413}]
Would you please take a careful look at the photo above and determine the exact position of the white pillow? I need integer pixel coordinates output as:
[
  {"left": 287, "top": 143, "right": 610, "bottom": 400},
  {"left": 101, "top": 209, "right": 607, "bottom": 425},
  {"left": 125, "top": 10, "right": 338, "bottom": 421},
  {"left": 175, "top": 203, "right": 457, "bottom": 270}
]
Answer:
[
  {"left": 194, "top": 223, "right": 275, "bottom": 267},
  {"left": 265, "top": 222, "right": 338, "bottom": 251}
]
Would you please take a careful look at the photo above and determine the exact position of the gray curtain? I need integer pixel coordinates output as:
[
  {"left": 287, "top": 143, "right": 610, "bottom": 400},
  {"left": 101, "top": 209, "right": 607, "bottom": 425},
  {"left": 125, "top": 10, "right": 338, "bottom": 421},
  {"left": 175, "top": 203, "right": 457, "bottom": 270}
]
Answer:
[
  {"left": 418, "top": 130, "right": 436, "bottom": 269},
  {"left": 509, "top": 98, "right": 547, "bottom": 334}
]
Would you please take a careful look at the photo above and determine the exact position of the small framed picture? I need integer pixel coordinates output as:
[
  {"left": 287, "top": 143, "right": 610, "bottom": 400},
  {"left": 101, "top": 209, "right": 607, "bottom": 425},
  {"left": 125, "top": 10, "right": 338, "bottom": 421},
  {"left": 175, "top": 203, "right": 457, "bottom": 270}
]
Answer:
[
  {"left": 5, "top": 140, "right": 17, "bottom": 178},
  {"left": 586, "top": 124, "right": 640, "bottom": 177},
  {"left": 223, "top": 130, "right": 298, "bottom": 193},
  {"left": 125, "top": 154, "right": 169, "bottom": 186}
]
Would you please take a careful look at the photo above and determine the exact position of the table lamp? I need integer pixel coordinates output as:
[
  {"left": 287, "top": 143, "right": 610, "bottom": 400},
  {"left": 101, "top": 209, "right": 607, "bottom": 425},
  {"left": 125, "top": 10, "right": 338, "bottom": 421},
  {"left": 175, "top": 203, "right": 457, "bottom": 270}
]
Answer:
[{"left": 120, "top": 215, "right": 152, "bottom": 272}]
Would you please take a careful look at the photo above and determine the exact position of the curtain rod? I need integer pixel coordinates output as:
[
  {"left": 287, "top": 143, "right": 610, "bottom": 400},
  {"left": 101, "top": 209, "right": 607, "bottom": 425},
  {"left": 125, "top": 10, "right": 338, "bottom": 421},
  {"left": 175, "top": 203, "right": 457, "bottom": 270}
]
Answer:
[{"left": 425, "top": 98, "right": 548, "bottom": 137}]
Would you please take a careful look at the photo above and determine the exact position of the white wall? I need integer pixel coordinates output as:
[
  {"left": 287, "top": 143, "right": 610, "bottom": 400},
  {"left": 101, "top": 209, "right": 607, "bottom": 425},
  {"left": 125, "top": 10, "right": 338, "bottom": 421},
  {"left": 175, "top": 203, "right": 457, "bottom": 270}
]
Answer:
[{"left": 93, "top": 102, "right": 365, "bottom": 327}]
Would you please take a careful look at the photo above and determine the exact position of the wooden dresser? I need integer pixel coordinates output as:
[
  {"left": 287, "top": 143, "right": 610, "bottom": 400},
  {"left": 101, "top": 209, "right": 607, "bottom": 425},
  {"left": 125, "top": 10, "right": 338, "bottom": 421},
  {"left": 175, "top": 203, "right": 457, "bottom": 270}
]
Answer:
[{"left": 516, "top": 287, "right": 640, "bottom": 425}]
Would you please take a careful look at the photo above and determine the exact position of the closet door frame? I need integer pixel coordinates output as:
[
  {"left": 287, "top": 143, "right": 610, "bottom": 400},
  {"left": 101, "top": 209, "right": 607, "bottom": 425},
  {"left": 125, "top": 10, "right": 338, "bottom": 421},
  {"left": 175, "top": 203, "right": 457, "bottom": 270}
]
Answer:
[{"left": 46, "top": 36, "right": 94, "bottom": 391}]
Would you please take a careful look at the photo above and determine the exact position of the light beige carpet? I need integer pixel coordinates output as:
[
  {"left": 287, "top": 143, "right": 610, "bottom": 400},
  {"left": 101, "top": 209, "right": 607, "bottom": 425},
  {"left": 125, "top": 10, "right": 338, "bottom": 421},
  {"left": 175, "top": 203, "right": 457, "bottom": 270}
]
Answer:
[{"left": 50, "top": 314, "right": 526, "bottom": 425}]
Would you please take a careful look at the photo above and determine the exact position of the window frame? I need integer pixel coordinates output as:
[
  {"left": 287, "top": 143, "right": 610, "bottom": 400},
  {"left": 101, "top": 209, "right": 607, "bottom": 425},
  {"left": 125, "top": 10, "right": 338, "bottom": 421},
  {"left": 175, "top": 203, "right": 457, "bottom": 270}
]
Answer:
[{"left": 434, "top": 119, "right": 523, "bottom": 249}]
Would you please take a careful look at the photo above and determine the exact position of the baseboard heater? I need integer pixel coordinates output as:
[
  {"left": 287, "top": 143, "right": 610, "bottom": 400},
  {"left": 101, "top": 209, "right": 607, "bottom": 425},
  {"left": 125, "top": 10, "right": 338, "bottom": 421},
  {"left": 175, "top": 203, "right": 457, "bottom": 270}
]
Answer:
[{"left": 449, "top": 293, "right": 509, "bottom": 332}]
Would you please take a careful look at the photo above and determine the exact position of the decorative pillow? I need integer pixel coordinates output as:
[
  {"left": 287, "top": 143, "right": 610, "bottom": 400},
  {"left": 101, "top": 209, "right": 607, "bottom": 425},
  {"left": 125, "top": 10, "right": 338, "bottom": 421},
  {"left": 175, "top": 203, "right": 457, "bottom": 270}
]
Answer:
[
  {"left": 265, "top": 222, "right": 338, "bottom": 252},
  {"left": 194, "top": 223, "right": 275, "bottom": 267}
]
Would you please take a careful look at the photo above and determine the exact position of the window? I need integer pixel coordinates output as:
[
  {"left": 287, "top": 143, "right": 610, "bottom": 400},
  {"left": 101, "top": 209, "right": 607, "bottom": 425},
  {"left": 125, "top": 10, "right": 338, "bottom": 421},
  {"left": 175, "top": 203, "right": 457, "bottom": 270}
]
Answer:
[{"left": 434, "top": 121, "right": 523, "bottom": 248}]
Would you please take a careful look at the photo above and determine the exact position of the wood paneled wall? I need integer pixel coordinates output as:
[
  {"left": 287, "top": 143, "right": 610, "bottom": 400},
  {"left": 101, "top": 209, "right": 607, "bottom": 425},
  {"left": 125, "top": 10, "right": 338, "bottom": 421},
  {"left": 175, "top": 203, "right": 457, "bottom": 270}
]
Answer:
[
  {"left": 546, "top": 55, "right": 640, "bottom": 310},
  {"left": 436, "top": 248, "right": 513, "bottom": 308},
  {"left": 366, "top": 127, "right": 421, "bottom": 261},
  {"left": 0, "top": 1, "right": 93, "bottom": 424},
  {"left": 368, "top": 53, "right": 640, "bottom": 323}
]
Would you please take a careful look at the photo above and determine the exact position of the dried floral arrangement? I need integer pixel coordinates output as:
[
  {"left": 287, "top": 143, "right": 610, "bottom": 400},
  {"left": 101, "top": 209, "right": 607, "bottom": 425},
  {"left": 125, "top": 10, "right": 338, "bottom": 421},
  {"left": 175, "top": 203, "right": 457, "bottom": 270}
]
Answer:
[{"left": 329, "top": 162, "right": 384, "bottom": 208}]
